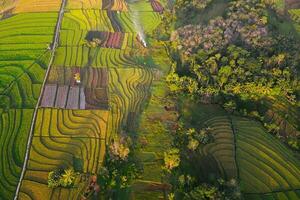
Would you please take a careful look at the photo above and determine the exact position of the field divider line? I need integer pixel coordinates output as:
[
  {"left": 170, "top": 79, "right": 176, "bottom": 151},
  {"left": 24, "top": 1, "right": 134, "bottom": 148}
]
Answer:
[
  {"left": 243, "top": 188, "right": 300, "bottom": 195},
  {"left": 228, "top": 115, "right": 240, "bottom": 181},
  {"left": 14, "top": 0, "right": 67, "bottom": 198},
  {"left": 32, "top": 135, "right": 106, "bottom": 139},
  {"left": 0, "top": 50, "right": 48, "bottom": 95}
]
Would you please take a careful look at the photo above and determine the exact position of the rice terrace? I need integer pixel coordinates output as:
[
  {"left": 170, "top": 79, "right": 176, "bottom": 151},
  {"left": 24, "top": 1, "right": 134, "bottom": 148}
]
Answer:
[{"left": 0, "top": 0, "right": 300, "bottom": 199}]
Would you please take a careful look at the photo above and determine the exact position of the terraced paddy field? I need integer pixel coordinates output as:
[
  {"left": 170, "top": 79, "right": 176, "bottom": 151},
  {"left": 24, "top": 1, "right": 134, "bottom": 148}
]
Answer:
[
  {"left": 244, "top": 190, "right": 300, "bottom": 200},
  {"left": 233, "top": 117, "right": 300, "bottom": 197},
  {"left": 0, "top": 8, "right": 59, "bottom": 200},
  {"left": 289, "top": 9, "right": 300, "bottom": 32},
  {"left": 108, "top": 67, "right": 153, "bottom": 134},
  {"left": 60, "top": 30, "right": 137, "bottom": 49},
  {"left": 61, "top": 9, "right": 161, "bottom": 33},
  {"left": 14, "top": 0, "right": 62, "bottom": 13},
  {"left": 180, "top": 103, "right": 237, "bottom": 181},
  {"left": 0, "top": 109, "right": 34, "bottom": 199},
  {"left": 199, "top": 116, "right": 237, "bottom": 180},
  {"left": 6, "top": 0, "right": 163, "bottom": 198},
  {"left": 66, "top": 0, "right": 128, "bottom": 11},
  {"left": 0, "top": 12, "right": 58, "bottom": 109},
  {"left": 18, "top": 108, "right": 108, "bottom": 199},
  {"left": 53, "top": 46, "right": 136, "bottom": 67}
]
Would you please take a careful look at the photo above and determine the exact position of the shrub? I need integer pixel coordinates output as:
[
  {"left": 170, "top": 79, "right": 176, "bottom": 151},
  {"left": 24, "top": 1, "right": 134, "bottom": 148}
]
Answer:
[
  {"left": 163, "top": 148, "right": 180, "bottom": 172},
  {"left": 47, "top": 168, "right": 76, "bottom": 188}
]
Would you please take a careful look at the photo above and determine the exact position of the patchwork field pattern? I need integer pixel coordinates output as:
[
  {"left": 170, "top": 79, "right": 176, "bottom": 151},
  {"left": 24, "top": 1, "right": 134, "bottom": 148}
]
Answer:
[
  {"left": 19, "top": 108, "right": 108, "bottom": 198},
  {"left": 0, "top": 12, "right": 58, "bottom": 109},
  {"left": 200, "top": 116, "right": 237, "bottom": 180},
  {"left": 233, "top": 117, "right": 300, "bottom": 196},
  {"left": 41, "top": 67, "right": 109, "bottom": 109},
  {"left": 15, "top": 0, "right": 162, "bottom": 199},
  {"left": 0, "top": 10, "right": 59, "bottom": 200}
]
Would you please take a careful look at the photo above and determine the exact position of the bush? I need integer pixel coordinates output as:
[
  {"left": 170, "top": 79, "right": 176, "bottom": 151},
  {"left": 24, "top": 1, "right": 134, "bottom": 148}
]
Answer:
[{"left": 47, "top": 168, "right": 76, "bottom": 188}]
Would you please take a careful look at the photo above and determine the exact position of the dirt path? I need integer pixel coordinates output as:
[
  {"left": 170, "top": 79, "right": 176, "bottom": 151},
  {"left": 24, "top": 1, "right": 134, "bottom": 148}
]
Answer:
[{"left": 13, "top": 0, "right": 67, "bottom": 198}]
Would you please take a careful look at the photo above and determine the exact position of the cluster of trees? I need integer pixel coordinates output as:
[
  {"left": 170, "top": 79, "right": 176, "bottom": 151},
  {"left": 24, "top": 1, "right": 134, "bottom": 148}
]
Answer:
[
  {"left": 174, "top": 0, "right": 213, "bottom": 25},
  {"left": 162, "top": 125, "right": 241, "bottom": 199},
  {"left": 98, "top": 136, "right": 140, "bottom": 198},
  {"left": 164, "top": 0, "right": 300, "bottom": 147},
  {"left": 156, "top": 0, "right": 300, "bottom": 198},
  {"left": 48, "top": 168, "right": 76, "bottom": 188}
]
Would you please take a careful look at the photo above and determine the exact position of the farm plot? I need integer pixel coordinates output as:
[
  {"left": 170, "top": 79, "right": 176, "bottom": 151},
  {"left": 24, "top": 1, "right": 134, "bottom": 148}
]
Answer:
[
  {"left": 34, "top": 108, "right": 108, "bottom": 139},
  {"left": 116, "top": 11, "right": 162, "bottom": 33},
  {"left": 0, "top": 52, "right": 51, "bottom": 109},
  {"left": 14, "top": 0, "right": 62, "bottom": 13},
  {"left": 289, "top": 9, "right": 300, "bottom": 23},
  {"left": 233, "top": 117, "right": 300, "bottom": 194},
  {"left": 19, "top": 136, "right": 106, "bottom": 200},
  {"left": 62, "top": 9, "right": 115, "bottom": 31},
  {"left": 47, "top": 66, "right": 108, "bottom": 87},
  {"left": 85, "top": 31, "right": 137, "bottom": 49},
  {"left": 60, "top": 30, "right": 137, "bottom": 49},
  {"left": 179, "top": 102, "right": 237, "bottom": 181},
  {"left": 127, "top": 1, "right": 154, "bottom": 12},
  {"left": 102, "top": 0, "right": 128, "bottom": 11},
  {"left": 0, "top": 12, "right": 57, "bottom": 109},
  {"left": 289, "top": 9, "right": 300, "bottom": 33},
  {"left": 150, "top": 0, "right": 164, "bottom": 13},
  {"left": 53, "top": 46, "right": 136, "bottom": 68},
  {"left": 263, "top": 96, "right": 300, "bottom": 137},
  {"left": 0, "top": 13, "right": 57, "bottom": 48},
  {"left": 0, "top": 109, "right": 34, "bottom": 200},
  {"left": 40, "top": 67, "right": 109, "bottom": 109},
  {"left": 244, "top": 190, "right": 300, "bottom": 200},
  {"left": 18, "top": 108, "right": 109, "bottom": 199},
  {"left": 199, "top": 116, "right": 237, "bottom": 180},
  {"left": 66, "top": 0, "right": 128, "bottom": 11},
  {"left": 108, "top": 67, "right": 153, "bottom": 135}
]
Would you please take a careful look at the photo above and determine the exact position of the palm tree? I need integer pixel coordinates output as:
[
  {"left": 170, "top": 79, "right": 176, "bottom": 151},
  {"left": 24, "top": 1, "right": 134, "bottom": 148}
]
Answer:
[{"left": 60, "top": 168, "right": 76, "bottom": 187}]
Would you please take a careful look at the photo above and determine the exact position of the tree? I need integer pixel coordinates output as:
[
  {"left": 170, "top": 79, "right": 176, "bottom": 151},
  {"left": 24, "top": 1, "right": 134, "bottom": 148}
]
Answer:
[{"left": 60, "top": 168, "right": 76, "bottom": 187}]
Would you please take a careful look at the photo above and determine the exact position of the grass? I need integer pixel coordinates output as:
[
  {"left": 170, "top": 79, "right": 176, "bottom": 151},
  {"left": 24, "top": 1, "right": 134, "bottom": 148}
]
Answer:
[{"left": 0, "top": 109, "right": 34, "bottom": 200}]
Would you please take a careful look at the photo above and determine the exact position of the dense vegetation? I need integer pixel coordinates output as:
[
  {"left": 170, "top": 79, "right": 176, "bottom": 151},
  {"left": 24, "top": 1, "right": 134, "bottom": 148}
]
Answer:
[
  {"left": 154, "top": 0, "right": 300, "bottom": 199},
  {"left": 163, "top": 0, "right": 300, "bottom": 148}
]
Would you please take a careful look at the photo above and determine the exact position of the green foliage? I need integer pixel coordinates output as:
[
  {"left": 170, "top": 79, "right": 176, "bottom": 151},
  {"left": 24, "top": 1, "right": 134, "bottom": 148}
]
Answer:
[
  {"left": 183, "top": 184, "right": 221, "bottom": 200},
  {"left": 99, "top": 137, "right": 140, "bottom": 197},
  {"left": 47, "top": 168, "right": 76, "bottom": 188},
  {"left": 163, "top": 148, "right": 180, "bottom": 172},
  {"left": 175, "top": 0, "right": 213, "bottom": 26}
]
